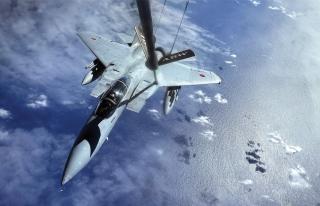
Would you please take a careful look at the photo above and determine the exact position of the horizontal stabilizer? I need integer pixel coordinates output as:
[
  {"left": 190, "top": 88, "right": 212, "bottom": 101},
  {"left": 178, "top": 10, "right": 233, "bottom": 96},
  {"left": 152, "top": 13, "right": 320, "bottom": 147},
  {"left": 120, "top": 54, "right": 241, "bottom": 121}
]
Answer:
[
  {"left": 156, "top": 62, "right": 221, "bottom": 86},
  {"left": 159, "top": 49, "right": 195, "bottom": 66}
]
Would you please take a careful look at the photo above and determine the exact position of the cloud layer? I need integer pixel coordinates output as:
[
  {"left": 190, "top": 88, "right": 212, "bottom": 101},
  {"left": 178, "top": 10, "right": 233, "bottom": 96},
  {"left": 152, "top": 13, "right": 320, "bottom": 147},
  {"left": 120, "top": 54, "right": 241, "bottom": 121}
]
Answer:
[
  {"left": 1, "top": 0, "right": 320, "bottom": 205},
  {"left": 26, "top": 94, "right": 48, "bottom": 109},
  {"left": 0, "top": 108, "right": 11, "bottom": 119}
]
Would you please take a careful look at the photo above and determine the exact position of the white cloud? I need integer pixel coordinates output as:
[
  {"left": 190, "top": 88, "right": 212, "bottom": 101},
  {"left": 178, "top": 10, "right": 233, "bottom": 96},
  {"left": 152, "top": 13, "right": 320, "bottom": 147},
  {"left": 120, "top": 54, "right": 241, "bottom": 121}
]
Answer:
[
  {"left": 195, "top": 90, "right": 205, "bottom": 96},
  {"left": 152, "top": 132, "right": 160, "bottom": 136},
  {"left": 289, "top": 165, "right": 311, "bottom": 188},
  {"left": 189, "top": 90, "right": 212, "bottom": 104},
  {"left": 248, "top": 0, "right": 261, "bottom": 7},
  {"left": 268, "top": 5, "right": 303, "bottom": 19},
  {"left": 192, "top": 116, "right": 213, "bottom": 126},
  {"left": 268, "top": 6, "right": 281, "bottom": 11},
  {"left": 268, "top": 131, "right": 302, "bottom": 155},
  {"left": 26, "top": 94, "right": 48, "bottom": 109},
  {"left": 284, "top": 145, "right": 302, "bottom": 155},
  {"left": 203, "top": 96, "right": 212, "bottom": 104},
  {"left": 224, "top": 60, "right": 233, "bottom": 64},
  {"left": 261, "top": 195, "right": 275, "bottom": 202},
  {"left": 154, "top": 148, "right": 164, "bottom": 156},
  {"left": 239, "top": 179, "right": 253, "bottom": 185},
  {"left": 230, "top": 54, "right": 237, "bottom": 58},
  {"left": 79, "top": 100, "right": 87, "bottom": 105},
  {"left": 200, "top": 130, "right": 216, "bottom": 141},
  {"left": 188, "top": 94, "right": 203, "bottom": 104},
  {"left": 0, "top": 124, "right": 180, "bottom": 205},
  {"left": 0, "top": 108, "right": 11, "bottom": 119},
  {"left": 154, "top": 1, "right": 231, "bottom": 60},
  {"left": 0, "top": 130, "right": 9, "bottom": 140},
  {"left": 214, "top": 93, "right": 228, "bottom": 104},
  {"left": 0, "top": 127, "right": 73, "bottom": 205},
  {"left": 61, "top": 100, "right": 74, "bottom": 105},
  {"left": 268, "top": 131, "right": 284, "bottom": 144},
  {"left": 148, "top": 109, "right": 161, "bottom": 120}
]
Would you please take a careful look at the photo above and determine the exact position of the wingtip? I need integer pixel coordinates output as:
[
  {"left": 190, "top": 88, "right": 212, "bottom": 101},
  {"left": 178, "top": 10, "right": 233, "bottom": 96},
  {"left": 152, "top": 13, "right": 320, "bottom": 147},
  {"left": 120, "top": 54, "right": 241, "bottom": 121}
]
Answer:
[
  {"left": 212, "top": 72, "right": 222, "bottom": 84},
  {"left": 77, "top": 31, "right": 96, "bottom": 41},
  {"left": 217, "top": 75, "right": 222, "bottom": 84}
]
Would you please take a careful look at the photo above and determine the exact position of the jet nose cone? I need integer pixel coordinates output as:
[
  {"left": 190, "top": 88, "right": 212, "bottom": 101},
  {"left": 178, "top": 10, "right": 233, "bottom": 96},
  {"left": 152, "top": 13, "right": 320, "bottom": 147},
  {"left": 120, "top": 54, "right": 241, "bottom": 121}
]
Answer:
[{"left": 61, "top": 140, "right": 92, "bottom": 185}]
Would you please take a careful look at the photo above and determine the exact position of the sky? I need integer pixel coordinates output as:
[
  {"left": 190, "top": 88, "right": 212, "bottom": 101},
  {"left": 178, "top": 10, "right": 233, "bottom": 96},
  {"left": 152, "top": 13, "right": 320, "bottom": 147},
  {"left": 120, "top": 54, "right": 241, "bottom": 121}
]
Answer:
[{"left": 0, "top": 0, "right": 320, "bottom": 205}]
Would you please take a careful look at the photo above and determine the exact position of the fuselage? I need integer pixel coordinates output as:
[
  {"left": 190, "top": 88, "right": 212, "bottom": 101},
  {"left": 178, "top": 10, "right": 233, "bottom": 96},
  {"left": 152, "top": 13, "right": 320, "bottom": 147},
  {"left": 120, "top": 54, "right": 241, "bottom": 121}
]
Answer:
[{"left": 61, "top": 42, "right": 158, "bottom": 185}]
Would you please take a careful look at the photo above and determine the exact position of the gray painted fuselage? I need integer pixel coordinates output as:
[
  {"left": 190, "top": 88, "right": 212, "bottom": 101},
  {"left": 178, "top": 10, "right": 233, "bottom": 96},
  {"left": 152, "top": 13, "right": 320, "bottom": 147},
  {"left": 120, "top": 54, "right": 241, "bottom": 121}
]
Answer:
[{"left": 62, "top": 42, "right": 158, "bottom": 185}]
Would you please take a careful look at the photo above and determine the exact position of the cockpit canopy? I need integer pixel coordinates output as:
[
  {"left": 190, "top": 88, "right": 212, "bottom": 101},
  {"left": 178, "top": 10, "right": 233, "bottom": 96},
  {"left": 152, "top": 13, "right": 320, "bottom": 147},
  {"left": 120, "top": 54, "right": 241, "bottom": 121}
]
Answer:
[{"left": 95, "top": 77, "right": 131, "bottom": 118}]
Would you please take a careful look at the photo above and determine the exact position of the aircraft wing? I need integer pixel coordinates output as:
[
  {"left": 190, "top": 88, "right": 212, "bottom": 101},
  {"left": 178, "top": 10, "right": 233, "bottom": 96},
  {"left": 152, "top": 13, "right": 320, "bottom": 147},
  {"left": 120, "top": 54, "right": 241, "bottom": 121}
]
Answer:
[
  {"left": 78, "top": 32, "right": 131, "bottom": 98},
  {"left": 156, "top": 62, "right": 221, "bottom": 87},
  {"left": 78, "top": 32, "right": 130, "bottom": 67}
]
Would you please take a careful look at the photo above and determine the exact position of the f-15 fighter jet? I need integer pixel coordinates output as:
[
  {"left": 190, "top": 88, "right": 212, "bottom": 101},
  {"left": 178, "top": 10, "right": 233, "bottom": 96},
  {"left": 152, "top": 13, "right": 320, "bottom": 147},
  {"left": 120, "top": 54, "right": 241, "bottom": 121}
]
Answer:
[{"left": 61, "top": 0, "right": 221, "bottom": 185}]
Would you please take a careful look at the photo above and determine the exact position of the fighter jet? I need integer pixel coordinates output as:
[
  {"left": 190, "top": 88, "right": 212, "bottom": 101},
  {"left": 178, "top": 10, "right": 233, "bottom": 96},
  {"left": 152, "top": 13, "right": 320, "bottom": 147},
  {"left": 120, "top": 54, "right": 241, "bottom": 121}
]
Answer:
[{"left": 61, "top": 0, "right": 221, "bottom": 185}]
